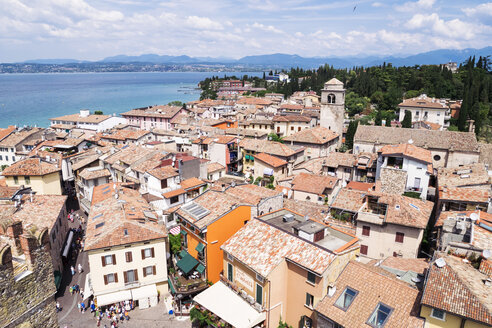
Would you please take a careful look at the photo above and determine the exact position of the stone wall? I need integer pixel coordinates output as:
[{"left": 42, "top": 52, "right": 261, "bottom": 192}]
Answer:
[
  {"left": 0, "top": 231, "right": 58, "bottom": 328},
  {"left": 380, "top": 167, "right": 407, "bottom": 195}
]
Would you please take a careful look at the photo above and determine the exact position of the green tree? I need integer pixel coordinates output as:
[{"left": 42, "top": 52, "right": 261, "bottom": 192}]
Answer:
[
  {"left": 345, "top": 91, "right": 369, "bottom": 117},
  {"left": 268, "top": 133, "right": 283, "bottom": 143},
  {"left": 168, "top": 101, "right": 183, "bottom": 107},
  {"left": 345, "top": 120, "right": 359, "bottom": 150},
  {"left": 402, "top": 110, "right": 412, "bottom": 128},
  {"left": 190, "top": 308, "right": 213, "bottom": 327},
  {"left": 169, "top": 234, "right": 182, "bottom": 255},
  {"left": 94, "top": 110, "right": 103, "bottom": 115},
  {"left": 374, "top": 110, "right": 382, "bottom": 126}
]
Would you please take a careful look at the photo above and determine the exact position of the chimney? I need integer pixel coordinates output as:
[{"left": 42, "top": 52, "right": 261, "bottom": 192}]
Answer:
[{"left": 19, "top": 234, "right": 39, "bottom": 267}]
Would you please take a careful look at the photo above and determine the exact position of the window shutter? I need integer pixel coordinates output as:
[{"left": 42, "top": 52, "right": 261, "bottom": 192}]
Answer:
[
  {"left": 151, "top": 247, "right": 155, "bottom": 258},
  {"left": 143, "top": 268, "right": 147, "bottom": 277},
  {"left": 134, "top": 269, "right": 138, "bottom": 281},
  {"left": 112, "top": 254, "right": 116, "bottom": 265},
  {"left": 141, "top": 249, "right": 145, "bottom": 259},
  {"left": 114, "top": 273, "right": 118, "bottom": 283},
  {"left": 101, "top": 256, "right": 106, "bottom": 267},
  {"left": 124, "top": 271, "right": 128, "bottom": 283},
  {"left": 104, "top": 275, "right": 108, "bottom": 285},
  {"left": 129, "top": 252, "right": 132, "bottom": 262},
  {"left": 153, "top": 265, "right": 156, "bottom": 275}
]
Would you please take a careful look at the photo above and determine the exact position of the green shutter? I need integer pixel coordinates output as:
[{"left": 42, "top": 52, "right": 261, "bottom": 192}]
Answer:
[
  {"left": 227, "top": 263, "right": 233, "bottom": 282},
  {"left": 256, "top": 284, "right": 263, "bottom": 305}
]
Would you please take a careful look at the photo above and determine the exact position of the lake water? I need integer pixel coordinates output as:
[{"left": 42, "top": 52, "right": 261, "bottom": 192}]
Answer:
[{"left": 0, "top": 72, "right": 259, "bottom": 127}]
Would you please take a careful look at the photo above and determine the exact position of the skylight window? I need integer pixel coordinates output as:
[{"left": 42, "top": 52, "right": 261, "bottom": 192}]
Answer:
[
  {"left": 334, "top": 287, "right": 358, "bottom": 311},
  {"left": 95, "top": 222, "right": 105, "bottom": 229},
  {"left": 367, "top": 303, "right": 393, "bottom": 327}
]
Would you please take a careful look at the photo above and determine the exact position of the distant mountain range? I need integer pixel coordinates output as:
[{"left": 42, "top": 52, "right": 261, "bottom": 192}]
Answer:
[{"left": 17, "top": 46, "right": 492, "bottom": 69}]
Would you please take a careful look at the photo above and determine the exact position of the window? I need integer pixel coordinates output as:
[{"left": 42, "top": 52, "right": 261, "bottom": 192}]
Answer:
[
  {"left": 124, "top": 269, "right": 138, "bottom": 284},
  {"left": 104, "top": 273, "right": 118, "bottom": 285},
  {"left": 125, "top": 251, "right": 133, "bottom": 262},
  {"left": 298, "top": 127, "right": 301, "bottom": 131},
  {"left": 433, "top": 155, "right": 441, "bottom": 161},
  {"left": 227, "top": 262, "right": 233, "bottom": 282},
  {"left": 362, "top": 226, "right": 370, "bottom": 236},
  {"left": 170, "top": 196, "right": 179, "bottom": 204},
  {"left": 430, "top": 308, "right": 446, "bottom": 321},
  {"left": 142, "top": 247, "right": 155, "bottom": 259},
  {"left": 161, "top": 179, "right": 167, "bottom": 189},
  {"left": 256, "top": 284, "right": 263, "bottom": 305},
  {"left": 143, "top": 265, "right": 156, "bottom": 277},
  {"left": 12, "top": 157, "right": 15, "bottom": 162},
  {"left": 360, "top": 245, "right": 368, "bottom": 255},
  {"left": 101, "top": 254, "right": 116, "bottom": 266},
  {"left": 291, "top": 126, "right": 294, "bottom": 131},
  {"left": 334, "top": 287, "right": 358, "bottom": 311},
  {"left": 305, "top": 293, "right": 314, "bottom": 308},
  {"left": 395, "top": 232, "right": 405, "bottom": 243},
  {"left": 367, "top": 303, "right": 393, "bottom": 327},
  {"left": 13, "top": 176, "right": 18, "bottom": 184},
  {"left": 344, "top": 168, "right": 351, "bottom": 173},
  {"left": 307, "top": 271, "right": 316, "bottom": 284}
]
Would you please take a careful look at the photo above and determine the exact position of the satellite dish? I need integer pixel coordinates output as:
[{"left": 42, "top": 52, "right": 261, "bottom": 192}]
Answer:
[
  {"left": 411, "top": 277, "right": 421, "bottom": 283},
  {"left": 470, "top": 212, "right": 479, "bottom": 222},
  {"left": 435, "top": 258, "right": 446, "bottom": 268},
  {"left": 483, "top": 249, "right": 491, "bottom": 259},
  {"left": 408, "top": 139, "right": 414, "bottom": 144}
]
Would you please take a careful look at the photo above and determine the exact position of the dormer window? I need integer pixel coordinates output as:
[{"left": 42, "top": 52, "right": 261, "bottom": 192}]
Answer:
[
  {"left": 367, "top": 303, "right": 393, "bottom": 327},
  {"left": 334, "top": 287, "right": 358, "bottom": 311}
]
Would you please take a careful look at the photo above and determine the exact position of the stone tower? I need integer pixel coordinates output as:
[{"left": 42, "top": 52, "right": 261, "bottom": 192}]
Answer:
[{"left": 320, "top": 78, "right": 345, "bottom": 139}]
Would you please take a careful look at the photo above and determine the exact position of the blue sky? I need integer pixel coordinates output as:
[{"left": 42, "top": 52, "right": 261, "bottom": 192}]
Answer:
[{"left": 0, "top": 0, "right": 491, "bottom": 62}]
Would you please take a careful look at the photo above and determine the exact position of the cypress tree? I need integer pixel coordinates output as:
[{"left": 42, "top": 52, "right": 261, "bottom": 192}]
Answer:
[{"left": 402, "top": 110, "right": 412, "bottom": 128}]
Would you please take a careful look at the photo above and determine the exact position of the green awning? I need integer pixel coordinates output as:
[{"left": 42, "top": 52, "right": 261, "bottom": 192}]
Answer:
[
  {"left": 178, "top": 250, "right": 188, "bottom": 258},
  {"left": 196, "top": 264, "right": 205, "bottom": 274},
  {"left": 245, "top": 155, "right": 251, "bottom": 160},
  {"left": 54, "top": 271, "right": 62, "bottom": 290},
  {"left": 176, "top": 252, "right": 199, "bottom": 275},
  {"left": 195, "top": 243, "right": 205, "bottom": 253},
  {"left": 168, "top": 280, "right": 176, "bottom": 294},
  {"left": 181, "top": 230, "right": 187, "bottom": 236}
]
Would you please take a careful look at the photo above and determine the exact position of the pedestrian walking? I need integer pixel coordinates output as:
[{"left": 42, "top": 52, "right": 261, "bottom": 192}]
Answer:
[
  {"left": 78, "top": 263, "right": 83, "bottom": 273},
  {"left": 69, "top": 286, "right": 73, "bottom": 295},
  {"left": 80, "top": 288, "right": 84, "bottom": 299},
  {"left": 56, "top": 302, "right": 62, "bottom": 312},
  {"left": 78, "top": 302, "right": 82, "bottom": 312},
  {"left": 70, "top": 266, "right": 75, "bottom": 275},
  {"left": 124, "top": 310, "right": 129, "bottom": 321}
]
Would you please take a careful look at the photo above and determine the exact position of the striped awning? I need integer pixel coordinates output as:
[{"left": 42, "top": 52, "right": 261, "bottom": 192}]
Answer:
[{"left": 169, "top": 226, "right": 181, "bottom": 235}]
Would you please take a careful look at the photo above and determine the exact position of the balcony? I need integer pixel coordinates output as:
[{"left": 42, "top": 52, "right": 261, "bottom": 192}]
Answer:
[
  {"left": 357, "top": 211, "right": 385, "bottom": 225},
  {"left": 169, "top": 272, "right": 208, "bottom": 295}
]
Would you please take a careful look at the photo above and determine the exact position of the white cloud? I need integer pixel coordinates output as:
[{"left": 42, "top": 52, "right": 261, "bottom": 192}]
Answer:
[
  {"left": 251, "top": 22, "right": 283, "bottom": 34},
  {"left": 407, "top": 13, "right": 479, "bottom": 40},
  {"left": 185, "top": 16, "right": 223, "bottom": 30},
  {"left": 463, "top": 2, "right": 492, "bottom": 22},
  {"left": 396, "top": 0, "right": 435, "bottom": 12},
  {"left": 372, "top": 2, "right": 383, "bottom": 7}
]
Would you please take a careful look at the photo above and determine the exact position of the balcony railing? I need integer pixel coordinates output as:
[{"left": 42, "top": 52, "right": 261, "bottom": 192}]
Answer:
[{"left": 169, "top": 273, "right": 208, "bottom": 295}]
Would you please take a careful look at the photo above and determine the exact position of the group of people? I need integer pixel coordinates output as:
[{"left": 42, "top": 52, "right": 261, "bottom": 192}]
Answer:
[{"left": 79, "top": 300, "right": 134, "bottom": 328}]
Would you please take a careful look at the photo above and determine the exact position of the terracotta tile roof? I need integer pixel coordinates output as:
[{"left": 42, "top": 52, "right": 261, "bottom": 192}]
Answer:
[
  {"left": 130, "top": 152, "right": 168, "bottom": 173},
  {"left": 0, "top": 195, "right": 67, "bottom": 231},
  {"left": 224, "top": 184, "right": 281, "bottom": 205},
  {"left": 283, "top": 126, "right": 338, "bottom": 144},
  {"left": 380, "top": 143, "right": 432, "bottom": 164},
  {"left": 222, "top": 219, "right": 335, "bottom": 277},
  {"left": 224, "top": 128, "right": 267, "bottom": 138},
  {"left": 79, "top": 167, "right": 111, "bottom": 180},
  {"left": 101, "top": 129, "right": 151, "bottom": 141},
  {"left": 147, "top": 165, "right": 179, "bottom": 180},
  {"left": 437, "top": 163, "right": 490, "bottom": 187},
  {"left": 236, "top": 97, "right": 273, "bottom": 106},
  {"left": 421, "top": 254, "right": 492, "bottom": 325},
  {"left": 0, "top": 126, "right": 15, "bottom": 142},
  {"left": 1, "top": 157, "right": 60, "bottom": 176},
  {"left": 331, "top": 188, "right": 366, "bottom": 212},
  {"left": 399, "top": 94, "right": 448, "bottom": 109},
  {"left": 367, "top": 192, "right": 433, "bottom": 229},
  {"left": 50, "top": 113, "right": 111, "bottom": 123},
  {"left": 293, "top": 157, "right": 326, "bottom": 174},
  {"left": 85, "top": 184, "right": 166, "bottom": 251},
  {"left": 176, "top": 190, "right": 248, "bottom": 229},
  {"left": 273, "top": 114, "right": 311, "bottom": 122},
  {"left": 207, "top": 162, "right": 225, "bottom": 174},
  {"left": 0, "top": 185, "right": 20, "bottom": 199},
  {"left": 121, "top": 105, "right": 182, "bottom": 119},
  {"left": 315, "top": 261, "right": 423, "bottom": 328},
  {"left": 180, "top": 177, "right": 206, "bottom": 190},
  {"left": 71, "top": 153, "right": 101, "bottom": 172},
  {"left": 253, "top": 153, "right": 288, "bottom": 168},
  {"left": 379, "top": 257, "right": 430, "bottom": 275},
  {"left": 346, "top": 181, "right": 375, "bottom": 191},
  {"left": 354, "top": 125, "right": 479, "bottom": 153},
  {"left": 0, "top": 128, "right": 44, "bottom": 147},
  {"left": 439, "top": 186, "right": 490, "bottom": 203},
  {"left": 278, "top": 104, "right": 304, "bottom": 110},
  {"left": 239, "top": 138, "right": 303, "bottom": 158},
  {"left": 103, "top": 145, "right": 156, "bottom": 166},
  {"left": 291, "top": 173, "right": 338, "bottom": 195},
  {"left": 162, "top": 188, "right": 186, "bottom": 198}
]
